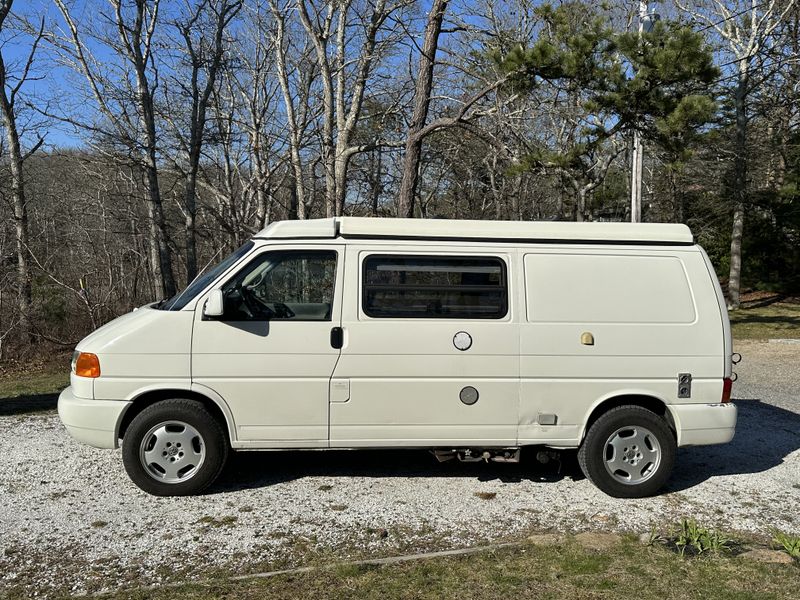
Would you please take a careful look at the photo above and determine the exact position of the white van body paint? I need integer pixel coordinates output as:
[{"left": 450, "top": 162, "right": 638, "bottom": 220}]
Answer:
[{"left": 58, "top": 217, "right": 736, "bottom": 455}]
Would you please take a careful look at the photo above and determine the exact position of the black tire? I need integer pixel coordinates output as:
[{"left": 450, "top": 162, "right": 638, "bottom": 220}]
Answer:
[
  {"left": 122, "top": 399, "right": 228, "bottom": 496},
  {"left": 578, "top": 405, "right": 676, "bottom": 498}
]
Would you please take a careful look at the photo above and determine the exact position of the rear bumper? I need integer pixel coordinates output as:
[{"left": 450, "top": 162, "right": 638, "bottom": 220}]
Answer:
[
  {"left": 57, "top": 386, "right": 131, "bottom": 449},
  {"left": 670, "top": 402, "right": 737, "bottom": 447}
]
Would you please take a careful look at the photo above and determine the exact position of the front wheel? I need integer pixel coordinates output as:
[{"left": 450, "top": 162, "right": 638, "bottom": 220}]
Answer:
[
  {"left": 578, "top": 405, "right": 676, "bottom": 498},
  {"left": 122, "top": 399, "right": 228, "bottom": 496}
]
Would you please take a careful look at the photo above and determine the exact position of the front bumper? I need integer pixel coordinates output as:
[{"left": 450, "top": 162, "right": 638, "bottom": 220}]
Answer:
[
  {"left": 669, "top": 402, "right": 737, "bottom": 447},
  {"left": 57, "top": 386, "right": 132, "bottom": 449}
]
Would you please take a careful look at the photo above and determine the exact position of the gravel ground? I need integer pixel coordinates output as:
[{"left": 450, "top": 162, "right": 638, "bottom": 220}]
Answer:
[{"left": 1, "top": 339, "right": 798, "bottom": 597}]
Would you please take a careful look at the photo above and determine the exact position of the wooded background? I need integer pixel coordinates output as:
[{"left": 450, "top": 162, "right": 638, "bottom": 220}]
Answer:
[{"left": 1, "top": 0, "right": 798, "bottom": 358}]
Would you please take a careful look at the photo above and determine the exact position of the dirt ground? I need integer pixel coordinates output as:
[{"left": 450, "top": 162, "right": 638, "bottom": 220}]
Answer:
[{"left": 0, "top": 339, "right": 798, "bottom": 597}]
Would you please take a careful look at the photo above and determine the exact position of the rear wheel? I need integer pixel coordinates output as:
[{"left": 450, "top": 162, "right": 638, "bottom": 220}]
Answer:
[
  {"left": 122, "top": 399, "right": 228, "bottom": 496},
  {"left": 578, "top": 405, "right": 676, "bottom": 498}
]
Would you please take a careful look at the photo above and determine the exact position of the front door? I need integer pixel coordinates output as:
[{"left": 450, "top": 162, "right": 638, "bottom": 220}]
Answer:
[{"left": 192, "top": 245, "right": 343, "bottom": 445}]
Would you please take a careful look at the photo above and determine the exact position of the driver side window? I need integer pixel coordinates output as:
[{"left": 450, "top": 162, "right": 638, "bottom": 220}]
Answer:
[{"left": 221, "top": 250, "right": 337, "bottom": 321}]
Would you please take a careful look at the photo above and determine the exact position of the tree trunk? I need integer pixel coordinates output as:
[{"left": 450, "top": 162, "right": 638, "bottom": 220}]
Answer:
[
  {"left": 334, "top": 152, "right": 351, "bottom": 216},
  {"left": 288, "top": 172, "right": 299, "bottom": 220},
  {"left": 727, "top": 71, "right": 749, "bottom": 309},
  {"left": 319, "top": 52, "right": 336, "bottom": 217},
  {"left": 673, "top": 178, "right": 684, "bottom": 224},
  {"left": 369, "top": 147, "right": 383, "bottom": 216},
  {"left": 397, "top": 0, "right": 449, "bottom": 218},
  {"left": 183, "top": 67, "right": 201, "bottom": 284},
  {"left": 291, "top": 150, "right": 307, "bottom": 220},
  {"left": 184, "top": 173, "right": 198, "bottom": 283},
  {"left": 143, "top": 141, "right": 175, "bottom": 299},
  {"left": 297, "top": 2, "right": 336, "bottom": 217},
  {"left": 255, "top": 172, "right": 270, "bottom": 229},
  {"left": 575, "top": 188, "right": 586, "bottom": 222},
  {"left": 270, "top": 1, "right": 306, "bottom": 219},
  {"left": 179, "top": 1, "right": 240, "bottom": 282},
  {"left": 131, "top": 1, "right": 175, "bottom": 298},
  {"left": 141, "top": 79, "right": 175, "bottom": 296},
  {"left": 0, "top": 51, "right": 32, "bottom": 344}
]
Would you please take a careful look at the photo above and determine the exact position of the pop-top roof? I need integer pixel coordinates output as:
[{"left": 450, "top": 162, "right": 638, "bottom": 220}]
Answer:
[{"left": 254, "top": 217, "right": 694, "bottom": 245}]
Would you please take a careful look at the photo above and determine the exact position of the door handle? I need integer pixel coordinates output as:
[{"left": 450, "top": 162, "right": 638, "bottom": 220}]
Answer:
[{"left": 330, "top": 326, "right": 344, "bottom": 349}]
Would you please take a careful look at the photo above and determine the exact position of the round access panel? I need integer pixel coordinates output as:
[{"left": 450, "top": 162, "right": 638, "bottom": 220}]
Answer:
[
  {"left": 460, "top": 386, "right": 479, "bottom": 405},
  {"left": 453, "top": 331, "right": 472, "bottom": 351}
]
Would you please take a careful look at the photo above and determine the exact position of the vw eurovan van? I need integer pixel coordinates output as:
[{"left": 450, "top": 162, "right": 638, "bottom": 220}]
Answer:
[{"left": 58, "top": 218, "right": 737, "bottom": 498}]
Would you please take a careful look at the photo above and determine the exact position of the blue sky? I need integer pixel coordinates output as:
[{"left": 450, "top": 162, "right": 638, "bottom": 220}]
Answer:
[
  {"left": 2, "top": 0, "right": 99, "bottom": 147},
  {"left": 1, "top": 0, "right": 446, "bottom": 150},
  {"left": 1, "top": 0, "right": 714, "bottom": 152}
]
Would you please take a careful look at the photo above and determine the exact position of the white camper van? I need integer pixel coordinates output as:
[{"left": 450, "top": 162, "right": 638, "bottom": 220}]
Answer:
[{"left": 58, "top": 218, "right": 737, "bottom": 498}]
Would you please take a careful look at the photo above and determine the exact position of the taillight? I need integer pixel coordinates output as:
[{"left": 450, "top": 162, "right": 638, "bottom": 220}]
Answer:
[
  {"left": 74, "top": 352, "right": 101, "bottom": 378},
  {"left": 721, "top": 378, "right": 733, "bottom": 403}
]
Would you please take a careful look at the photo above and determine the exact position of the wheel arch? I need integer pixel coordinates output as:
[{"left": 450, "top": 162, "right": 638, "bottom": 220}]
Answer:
[
  {"left": 580, "top": 391, "right": 676, "bottom": 444},
  {"left": 118, "top": 385, "right": 236, "bottom": 445}
]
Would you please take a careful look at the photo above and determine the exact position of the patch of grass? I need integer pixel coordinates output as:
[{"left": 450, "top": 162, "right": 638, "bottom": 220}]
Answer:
[
  {"left": 772, "top": 531, "right": 800, "bottom": 559},
  {"left": 474, "top": 491, "right": 497, "bottom": 500},
  {"left": 106, "top": 534, "right": 800, "bottom": 600},
  {"left": 91, "top": 520, "right": 109, "bottom": 529},
  {"left": 729, "top": 300, "right": 800, "bottom": 340},
  {"left": 559, "top": 551, "right": 611, "bottom": 575},
  {"left": 0, "top": 361, "right": 69, "bottom": 415},
  {"left": 0, "top": 365, "right": 68, "bottom": 398},
  {"left": 333, "top": 563, "right": 379, "bottom": 578},
  {"left": 196, "top": 515, "right": 239, "bottom": 528}
]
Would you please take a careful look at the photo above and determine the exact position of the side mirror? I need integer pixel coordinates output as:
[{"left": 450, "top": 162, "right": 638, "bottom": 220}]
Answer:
[{"left": 203, "top": 289, "right": 225, "bottom": 319}]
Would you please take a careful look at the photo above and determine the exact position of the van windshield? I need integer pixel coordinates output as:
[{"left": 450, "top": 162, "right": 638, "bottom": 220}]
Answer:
[{"left": 157, "top": 241, "right": 255, "bottom": 311}]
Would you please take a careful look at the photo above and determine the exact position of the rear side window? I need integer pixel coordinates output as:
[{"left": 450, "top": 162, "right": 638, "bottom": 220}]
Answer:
[{"left": 363, "top": 255, "right": 507, "bottom": 319}]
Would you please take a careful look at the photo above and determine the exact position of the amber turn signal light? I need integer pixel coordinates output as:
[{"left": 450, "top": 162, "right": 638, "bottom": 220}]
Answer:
[{"left": 74, "top": 352, "right": 101, "bottom": 378}]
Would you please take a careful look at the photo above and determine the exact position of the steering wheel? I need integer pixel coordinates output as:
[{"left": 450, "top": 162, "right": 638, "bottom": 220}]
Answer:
[
  {"left": 240, "top": 285, "right": 274, "bottom": 320},
  {"left": 272, "top": 302, "right": 296, "bottom": 319}
]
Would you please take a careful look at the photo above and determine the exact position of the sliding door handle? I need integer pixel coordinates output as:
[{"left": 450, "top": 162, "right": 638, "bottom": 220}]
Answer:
[{"left": 330, "top": 326, "right": 344, "bottom": 349}]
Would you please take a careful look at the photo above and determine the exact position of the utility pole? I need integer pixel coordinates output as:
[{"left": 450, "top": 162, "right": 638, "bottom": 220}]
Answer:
[
  {"left": 630, "top": 0, "right": 649, "bottom": 223},
  {"left": 630, "top": 131, "right": 643, "bottom": 223}
]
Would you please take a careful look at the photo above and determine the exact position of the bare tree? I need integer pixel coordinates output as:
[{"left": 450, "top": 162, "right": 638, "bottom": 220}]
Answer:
[
  {"left": 296, "top": 0, "right": 411, "bottom": 217},
  {"left": 228, "top": 1, "right": 282, "bottom": 230},
  {"left": 164, "top": 0, "right": 242, "bottom": 283},
  {"left": 395, "top": 0, "right": 510, "bottom": 218},
  {"left": 52, "top": 0, "right": 176, "bottom": 299},
  {"left": 397, "top": 0, "right": 448, "bottom": 218},
  {"left": 201, "top": 13, "right": 287, "bottom": 241},
  {"left": 678, "top": 0, "right": 797, "bottom": 308},
  {"left": 268, "top": 0, "right": 314, "bottom": 219},
  {"left": 0, "top": 0, "right": 45, "bottom": 344}
]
